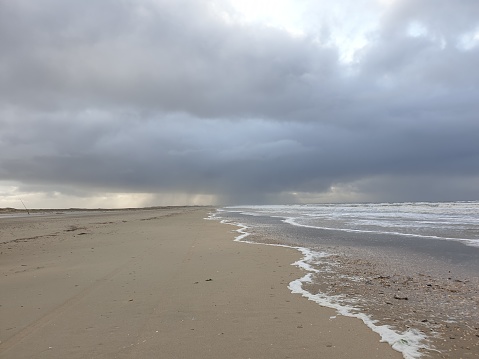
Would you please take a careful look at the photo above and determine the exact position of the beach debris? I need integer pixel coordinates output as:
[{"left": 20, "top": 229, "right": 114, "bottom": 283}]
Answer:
[
  {"left": 394, "top": 294, "right": 409, "bottom": 300},
  {"left": 65, "top": 225, "right": 88, "bottom": 233},
  {"left": 205, "top": 278, "right": 213, "bottom": 281}
]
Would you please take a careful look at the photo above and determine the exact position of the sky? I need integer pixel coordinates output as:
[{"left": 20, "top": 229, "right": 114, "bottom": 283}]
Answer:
[{"left": 1, "top": 0, "right": 479, "bottom": 208}]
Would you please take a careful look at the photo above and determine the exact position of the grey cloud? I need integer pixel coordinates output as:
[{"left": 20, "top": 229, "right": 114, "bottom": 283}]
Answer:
[
  {"left": 3, "top": 110, "right": 478, "bottom": 204},
  {"left": 0, "top": 0, "right": 341, "bottom": 121},
  {"left": 1, "top": 0, "right": 479, "bottom": 205},
  {"left": 381, "top": 0, "right": 479, "bottom": 39}
]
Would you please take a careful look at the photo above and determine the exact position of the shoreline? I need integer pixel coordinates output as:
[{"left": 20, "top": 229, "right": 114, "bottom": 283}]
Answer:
[
  {"left": 213, "top": 216, "right": 428, "bottom": 359},
  {"left": 1, "top": 207, "right": 402, "bottom": 358},
  {"left": 214, "top": 207, "right": 479, "bottom": 359}
]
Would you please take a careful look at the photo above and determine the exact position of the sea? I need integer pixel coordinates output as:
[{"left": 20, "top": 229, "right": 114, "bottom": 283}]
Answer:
[{"left": 211, "top": 201, "right": 479, "bottom": 359}]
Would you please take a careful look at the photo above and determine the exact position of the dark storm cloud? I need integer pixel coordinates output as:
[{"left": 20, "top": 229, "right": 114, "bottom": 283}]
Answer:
[{"left": 1, "top": 0, "right": 478, "bottom": 204}]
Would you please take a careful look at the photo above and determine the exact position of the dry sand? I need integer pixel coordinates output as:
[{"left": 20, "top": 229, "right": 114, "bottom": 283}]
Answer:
[{"left": 0, "top": 207, "right": 402, "bottom": 358}]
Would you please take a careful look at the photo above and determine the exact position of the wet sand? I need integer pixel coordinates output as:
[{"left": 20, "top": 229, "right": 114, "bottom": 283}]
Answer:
[
  {"left": 223, "top": 213, "right": 479, "bottom": 359},
  {"left": 303, "top": 246, "right": 479, "bottom": 358},
  {"left": 0, "top": 207, "right": 401, "bottom": 358}
]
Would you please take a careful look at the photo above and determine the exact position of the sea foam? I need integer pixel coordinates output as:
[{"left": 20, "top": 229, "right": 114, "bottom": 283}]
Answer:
[{"left": 210, "top": 211, "right": 429, "bottom": 359}]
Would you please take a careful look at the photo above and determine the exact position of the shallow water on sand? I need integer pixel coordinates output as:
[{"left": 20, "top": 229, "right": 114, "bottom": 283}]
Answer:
[{"left": 215, "top": 202, "right": 479, "bottom": 359}]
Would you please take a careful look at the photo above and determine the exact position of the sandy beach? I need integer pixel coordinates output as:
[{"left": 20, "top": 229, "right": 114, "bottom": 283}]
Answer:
[{"left": 0, "top": 207, "right": 403, "bottom": 358}]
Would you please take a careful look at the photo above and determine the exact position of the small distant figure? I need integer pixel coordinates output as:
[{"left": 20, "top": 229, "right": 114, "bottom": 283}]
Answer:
[{"left": 20, "top": 199, "right": 30, "bottom": 215}]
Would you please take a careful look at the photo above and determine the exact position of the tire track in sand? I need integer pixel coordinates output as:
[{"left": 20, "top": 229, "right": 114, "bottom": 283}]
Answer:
[{"left": 0, "top": 256, "right": 138, "bottom": 355}]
